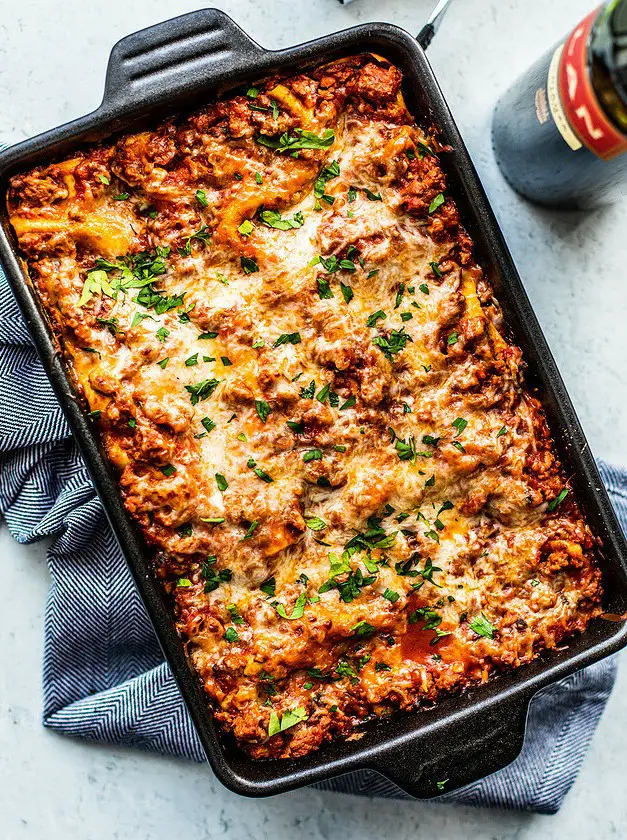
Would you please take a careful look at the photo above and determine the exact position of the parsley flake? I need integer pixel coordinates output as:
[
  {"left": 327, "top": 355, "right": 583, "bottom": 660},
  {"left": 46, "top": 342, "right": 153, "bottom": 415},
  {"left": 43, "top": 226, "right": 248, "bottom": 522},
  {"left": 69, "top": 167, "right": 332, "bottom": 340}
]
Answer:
[
  {"left": 255, "top": 399, "right": 271, "bottom": 423},
  {"left": 469, "top": 613, "right": 496, "bottom": 639},
  {"left": 428, "top": 193, "right": 445, "bottom": 213},
  {"left": 547, "top": 488, "right": 569, "bottom": 512}
]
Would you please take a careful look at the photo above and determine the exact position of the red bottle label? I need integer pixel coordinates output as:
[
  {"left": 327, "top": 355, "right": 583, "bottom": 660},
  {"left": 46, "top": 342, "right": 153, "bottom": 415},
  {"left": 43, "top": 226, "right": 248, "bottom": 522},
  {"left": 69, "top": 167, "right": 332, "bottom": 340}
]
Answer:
[{"left": 558, "top": 7, "right": 627, "bottom": 160}]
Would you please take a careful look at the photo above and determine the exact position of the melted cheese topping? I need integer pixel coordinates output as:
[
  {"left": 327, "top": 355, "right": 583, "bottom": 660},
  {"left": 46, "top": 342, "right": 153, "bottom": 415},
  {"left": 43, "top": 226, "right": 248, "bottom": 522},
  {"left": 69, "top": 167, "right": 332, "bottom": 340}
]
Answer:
[{"left": 7, "top": 55, "right": 602, "bottom": 760}]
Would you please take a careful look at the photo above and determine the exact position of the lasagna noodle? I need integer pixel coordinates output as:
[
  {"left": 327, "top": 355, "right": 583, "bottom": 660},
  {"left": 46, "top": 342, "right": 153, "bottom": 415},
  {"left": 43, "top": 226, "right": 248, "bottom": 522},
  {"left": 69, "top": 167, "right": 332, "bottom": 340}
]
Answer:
[{"left": 7, "top": 55, "right": 602, "bottom": 760}]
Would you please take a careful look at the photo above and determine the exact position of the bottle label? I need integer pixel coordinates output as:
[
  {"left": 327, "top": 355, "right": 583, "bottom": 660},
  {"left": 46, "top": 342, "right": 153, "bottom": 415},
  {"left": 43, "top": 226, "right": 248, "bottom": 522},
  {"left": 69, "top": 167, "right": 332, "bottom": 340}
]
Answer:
[{"left": 553, "top": 7, "right": 627, "bottom": 160}]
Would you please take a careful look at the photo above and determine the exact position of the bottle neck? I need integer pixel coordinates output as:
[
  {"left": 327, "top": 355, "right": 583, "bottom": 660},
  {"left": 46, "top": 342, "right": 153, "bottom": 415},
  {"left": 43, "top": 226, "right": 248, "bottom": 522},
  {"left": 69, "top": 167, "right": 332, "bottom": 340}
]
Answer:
[{"left": 590, "top": 0, "right": 627, "bottom": 134}]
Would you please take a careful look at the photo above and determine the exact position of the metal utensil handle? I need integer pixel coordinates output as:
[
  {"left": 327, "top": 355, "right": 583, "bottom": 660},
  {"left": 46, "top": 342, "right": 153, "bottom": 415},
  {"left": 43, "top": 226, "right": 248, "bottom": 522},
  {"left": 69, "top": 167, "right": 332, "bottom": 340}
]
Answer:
[
  {"left": 100, "top": 9, "right": 266, "bottom": 117},
  {"left": 418, "top": 0, "right": 456, "bottom": 49}
]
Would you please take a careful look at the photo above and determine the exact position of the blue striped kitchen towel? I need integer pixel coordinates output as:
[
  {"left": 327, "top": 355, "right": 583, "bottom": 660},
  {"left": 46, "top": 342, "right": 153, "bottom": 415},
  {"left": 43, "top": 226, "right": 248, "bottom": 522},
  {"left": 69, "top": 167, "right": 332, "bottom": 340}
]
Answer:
[{"left": 0, "top": 263, "right": 625, "bottom": 813}]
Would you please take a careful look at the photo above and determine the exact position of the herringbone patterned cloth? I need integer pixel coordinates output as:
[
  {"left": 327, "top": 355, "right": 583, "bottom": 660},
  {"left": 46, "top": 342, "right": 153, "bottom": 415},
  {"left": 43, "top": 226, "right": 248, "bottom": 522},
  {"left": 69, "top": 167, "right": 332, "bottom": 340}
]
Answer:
[{"left": 1, "top": 264, "right": 625, "bottom": 812}]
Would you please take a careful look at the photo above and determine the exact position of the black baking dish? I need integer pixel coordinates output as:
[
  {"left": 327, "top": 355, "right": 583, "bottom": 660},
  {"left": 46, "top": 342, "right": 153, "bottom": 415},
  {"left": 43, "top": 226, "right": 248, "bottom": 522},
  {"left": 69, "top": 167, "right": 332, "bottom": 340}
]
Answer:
[{"left": 1, "top": 8, "right": 626, "bottom": 800}]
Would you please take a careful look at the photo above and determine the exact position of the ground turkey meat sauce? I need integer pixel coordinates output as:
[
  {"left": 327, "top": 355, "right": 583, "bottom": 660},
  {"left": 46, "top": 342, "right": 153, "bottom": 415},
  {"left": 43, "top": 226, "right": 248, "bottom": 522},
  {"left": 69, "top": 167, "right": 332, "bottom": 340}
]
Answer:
[{"left": 7, "top": 54, "right": 602, "bottom": 759}]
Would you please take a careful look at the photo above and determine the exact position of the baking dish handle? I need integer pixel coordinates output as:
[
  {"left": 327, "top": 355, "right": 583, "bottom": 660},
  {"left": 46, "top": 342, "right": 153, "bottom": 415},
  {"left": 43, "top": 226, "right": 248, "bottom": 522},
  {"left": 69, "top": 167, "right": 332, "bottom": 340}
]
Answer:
[
  {"left": 100, "top": 9, "right": 267, "bottom": 115},
  {"left": 367, "top": 691, "right": 532, "bottom": 798}
]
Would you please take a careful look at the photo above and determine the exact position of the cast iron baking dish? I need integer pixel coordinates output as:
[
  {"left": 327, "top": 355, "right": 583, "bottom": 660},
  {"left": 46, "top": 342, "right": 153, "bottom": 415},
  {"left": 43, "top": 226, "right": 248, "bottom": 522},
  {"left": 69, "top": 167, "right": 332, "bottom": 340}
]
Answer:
[{"left": 1, "top": 9, "right": 626, "bottom": 799}]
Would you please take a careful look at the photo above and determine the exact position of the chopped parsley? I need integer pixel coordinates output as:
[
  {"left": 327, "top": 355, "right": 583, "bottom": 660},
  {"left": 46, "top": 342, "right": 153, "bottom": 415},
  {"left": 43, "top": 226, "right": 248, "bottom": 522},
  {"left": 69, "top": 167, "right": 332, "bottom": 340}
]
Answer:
[
  {"left": 366, "top": 310, "right": 387, "bottom": 328},
  {"left": 201, "top": 417, "right": 216, "bottom": 433},
  {"left": 317, "top": 277, "right": 334, "bottom": 299},
  {"left": 303, "top": 449, "right": 322, "bottom": 462},
  {"left": 372, "top": 327, "right": 413, "bottom": 361},
  {"left": 242, "top": 520, "right": 260, "bottom": 540},
  {"left": 275, "top": 592, "right": 307, "bottom": 620},
  {"left": 178, "top": 225, "right": 211, "bottom": 255},
  {"left": 428, "top": 193, "right": 445, "bottom": 213},
  {"left": 96, "top": 316, "right": 123, "bottom": 336},
  {"left": 267, "top": 706, "right": 308, "bottom": 737},
  {"left": 351, "top": 620, "right": 376, "bottom": 637},
  {"left": 240, "top": 256, "right": 259, "bottom": 274},
  {"left": 547, "top": 488, "right": 569, "bottom": 512},
  {"left": 469, "top": 613, "right": 496, "bottom": 639},
  {"left": 313, "top": 160, "right": 340, "bottom": 207},
  {"left": 395, "top": 435, "right": 417, "bottom": 462},
  {"left": 224, "top": 627, "right": 239, "bottom": 643},
  {"left": 259, "top": 209, "right": 304, "bottom": 230},
  {"left": 195, "top": 189, "right": 208, "bottom": 207},
  {"left": 312, "top": 254, "right": 355, "bottom": 274},
  {"left": 300, "top": 380, "right": 316, "bottom": 399},
  {"left": 238, "top": 219, "right": 255, "bottom": 237},
  {"left": 335, "top": 660, "right": 359, "bottom": 684},
  {"left": 185, "top": 378, "right": 220, "bottom": 405},
  {"left": 452, "top": 417, "right": 467, "bottom": 437},
  {"left": 215, "top": 473, "right": 228, "bottom": 492},
  {"left": 340, "top": 283, "right": 354, "bottom": 304},
  {"left": 273, "top": 332, "right": 301, "bottom": 347},
  {"left": 255, "top": 399, "right": 271, "bottom": 423},
  {"left": 201, "top": 557, "right": 232, "bottom": 592},
  {"left": 78, "top": 269, "right": 114, "bottom": 308},
  {"left": 247, "top": 457, "right": 273, "bottom": 483},
  {"left": 316, "top": 383, "right": 331, "bottom": 403},
  {"left": 160, "top": 464, "right": 176, "bottom": 477},
  {"left": 227, "top": 603, "right": 244, "bottom": 625},
  {"left": 257, "top": 128, "right": 335, "bottom": 153},
  {"left": 260, "top": 577, "right": 276, "bottom": 597},
  {"left": 305, "top": 516, "right": 327, "bottom": 531}
]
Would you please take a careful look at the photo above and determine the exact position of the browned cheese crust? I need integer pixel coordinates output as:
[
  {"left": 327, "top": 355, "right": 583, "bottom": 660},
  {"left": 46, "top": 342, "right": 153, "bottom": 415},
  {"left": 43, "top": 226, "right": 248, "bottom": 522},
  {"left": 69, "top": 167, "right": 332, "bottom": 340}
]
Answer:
[{"left": 7, "top": 55, "right": 602, "bottom": 759}]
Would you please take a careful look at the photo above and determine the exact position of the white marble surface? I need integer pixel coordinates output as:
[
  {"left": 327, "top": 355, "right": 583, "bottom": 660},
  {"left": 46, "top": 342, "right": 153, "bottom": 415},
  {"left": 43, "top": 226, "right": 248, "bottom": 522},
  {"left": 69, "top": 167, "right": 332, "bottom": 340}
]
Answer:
[{"left": 1, "top": 0, "right": 626, "bottom": 836}]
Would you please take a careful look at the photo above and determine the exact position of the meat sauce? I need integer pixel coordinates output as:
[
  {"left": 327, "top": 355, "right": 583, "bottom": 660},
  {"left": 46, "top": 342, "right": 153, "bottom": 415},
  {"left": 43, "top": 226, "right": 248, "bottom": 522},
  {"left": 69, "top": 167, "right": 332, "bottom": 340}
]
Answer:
[{"left": 7, "top": 54, "right": 602, "bottom": 760}]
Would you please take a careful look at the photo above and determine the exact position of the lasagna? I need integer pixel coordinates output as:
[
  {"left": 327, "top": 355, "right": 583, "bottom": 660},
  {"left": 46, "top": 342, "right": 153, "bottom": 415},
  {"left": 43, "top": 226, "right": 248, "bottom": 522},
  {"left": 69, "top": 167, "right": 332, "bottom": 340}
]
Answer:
[{"left": 7, "top": 55, "right": 602, "bottom": 759}]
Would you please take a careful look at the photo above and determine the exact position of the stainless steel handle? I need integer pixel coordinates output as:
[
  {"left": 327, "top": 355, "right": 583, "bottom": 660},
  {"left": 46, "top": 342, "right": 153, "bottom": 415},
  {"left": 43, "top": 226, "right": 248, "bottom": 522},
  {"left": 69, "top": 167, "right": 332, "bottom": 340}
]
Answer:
[{"left": 418, "top": 0, "right": 456, "bottom": 49}]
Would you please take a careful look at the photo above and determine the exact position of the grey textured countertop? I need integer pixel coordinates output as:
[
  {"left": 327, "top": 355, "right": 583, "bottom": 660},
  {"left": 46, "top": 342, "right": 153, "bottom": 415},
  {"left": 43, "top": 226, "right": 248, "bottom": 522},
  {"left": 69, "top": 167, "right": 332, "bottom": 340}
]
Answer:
[{"left": 1, "top": 0, "right": 626, "bottom": 837}]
